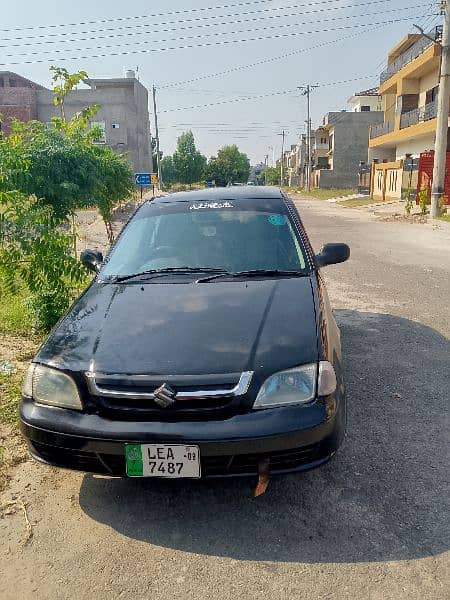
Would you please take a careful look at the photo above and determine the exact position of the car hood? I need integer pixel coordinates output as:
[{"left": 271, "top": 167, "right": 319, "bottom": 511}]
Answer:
[{"left": 36, "top": 277, "right": 318, "bottom": 378}]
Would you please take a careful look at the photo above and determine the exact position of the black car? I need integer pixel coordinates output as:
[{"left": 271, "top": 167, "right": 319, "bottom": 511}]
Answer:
[{"left": 20, "top": 187, "right": 349, "bottom": 489}]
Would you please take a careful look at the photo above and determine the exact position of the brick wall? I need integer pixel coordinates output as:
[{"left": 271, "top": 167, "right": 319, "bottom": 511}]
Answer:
[{"left": 0, "top": 87, "right": 37, "bottom": 134}]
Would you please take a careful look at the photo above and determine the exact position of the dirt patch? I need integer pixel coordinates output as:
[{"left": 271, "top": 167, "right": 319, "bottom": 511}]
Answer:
[
  {"left": 375, "top": 212, "right": 428, "bottom": 224},
  {"left": 77, "top": 200, "right": 140, "bottom": 254}
]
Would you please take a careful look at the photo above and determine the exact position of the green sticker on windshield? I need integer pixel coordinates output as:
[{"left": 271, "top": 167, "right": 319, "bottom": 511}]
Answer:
[{"left": 268, "top": 214, "right": 286, "bottom": 225}]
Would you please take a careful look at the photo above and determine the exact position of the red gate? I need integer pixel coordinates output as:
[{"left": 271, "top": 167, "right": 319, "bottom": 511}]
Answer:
[{"left": 417, "top": 151, "right": 450, "bottom": 205}]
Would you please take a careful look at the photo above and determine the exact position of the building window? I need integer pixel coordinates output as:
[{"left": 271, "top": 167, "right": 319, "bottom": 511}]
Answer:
[
  {"left": 91, "top": 121, "right": 106, "bottom": 144},
  {"left": 360, "top": 105, "right": 371, "bottom": 112},
  {"left": 426, "top": 86, "right": 438, "bottom": 104}
]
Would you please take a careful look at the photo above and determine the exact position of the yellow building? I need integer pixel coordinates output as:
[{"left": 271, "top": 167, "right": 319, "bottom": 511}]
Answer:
[{"left": 369, "top": 29, "right": 443, "bottom": 201}]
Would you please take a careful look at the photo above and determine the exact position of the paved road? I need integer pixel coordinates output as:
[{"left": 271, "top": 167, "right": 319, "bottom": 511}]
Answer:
[{"left": 1, "top": 199, "right": 449, "bottom": 599}]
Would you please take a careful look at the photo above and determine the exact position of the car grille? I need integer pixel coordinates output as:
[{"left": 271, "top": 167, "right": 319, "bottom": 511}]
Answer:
[
  {"left": 86, "top": 372, "right": 251, "bottom": 421},
  {"left": 31, "top": 441, "right": 321, "bottom": 478}
]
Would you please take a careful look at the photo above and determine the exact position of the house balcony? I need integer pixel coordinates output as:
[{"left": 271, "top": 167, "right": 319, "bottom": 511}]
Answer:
[
  {"left": 370, "top": 120, "right": 394, "bottom": 139},
  {"left": 399, "top": 99, "right": 438, "bottom": 128},
  {"left": 380, "top": 27, "right": 441, "bottom": 85},
  {"left": 314, "top": 143, "right": 329, "bottom": 150}
]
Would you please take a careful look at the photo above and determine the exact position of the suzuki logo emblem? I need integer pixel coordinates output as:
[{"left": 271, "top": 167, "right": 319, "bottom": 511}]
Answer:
[{"left": 153, "top": 383, "right": 177, "bottom": 408}]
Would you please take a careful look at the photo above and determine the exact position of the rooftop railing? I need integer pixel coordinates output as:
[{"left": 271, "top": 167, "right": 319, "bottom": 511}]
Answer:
[{"left": 380, "top": 27, "right": 441, "bottom": 85}]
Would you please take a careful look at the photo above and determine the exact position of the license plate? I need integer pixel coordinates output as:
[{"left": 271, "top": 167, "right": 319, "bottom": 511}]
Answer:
[{"left": 125, "top": 444, "right": 201, "bottom": 478}]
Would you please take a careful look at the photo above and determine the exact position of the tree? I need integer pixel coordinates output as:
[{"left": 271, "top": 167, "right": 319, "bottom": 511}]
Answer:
[
  {"left": 4, "top": 67, "right": 133, "bottom": 242},
  {"left": 206, "top": 145, "right": 250, "bottom": 186},
  {"left": 161, "top": 155, "right": 177, "bottom": 185},
  {"left": 0, "top": 66, "right": 134, "bottom": 329},
  {"left": 151, "top": 137, "right": 162, "bottom": 172},
  {"left": 172, "top": 131, "right": 206, "bottom": 186},
  {"left": 0, "top": 140, "right": 86, "bottom": 331},
  {"left": 266, "top": 166, "right": 281, "bottom": 186}
]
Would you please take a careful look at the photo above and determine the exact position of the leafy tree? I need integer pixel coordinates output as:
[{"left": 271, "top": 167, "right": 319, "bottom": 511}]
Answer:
[
  {"left": 206, "top": 145, "right": 250, "bottom": 186},
  {"left": 172, "top": 131, "right": 206, "bottom": 186},
  {"left": 266, "top": 166, "right": 281, "bottom": 186},
  {"left": 0, "top": 147, "right": 86, "bottom": 331},
  {"left": 3, "top": 67, "right": 133, "bottom": 241},
  {"left": 161, "top": 155, "right": 177, "bottom": 185},
  {"left": 0, "top": 66, "right": 134, "bottom": 329}
]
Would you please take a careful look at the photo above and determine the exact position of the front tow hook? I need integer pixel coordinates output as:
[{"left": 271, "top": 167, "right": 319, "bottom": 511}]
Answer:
[{"left": 254, "top": 458, "right": 270, "bottom": 497}]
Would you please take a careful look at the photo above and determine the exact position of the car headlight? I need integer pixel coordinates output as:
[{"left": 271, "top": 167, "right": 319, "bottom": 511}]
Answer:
[
  {"left": 253, "top": 361, "right": 336, "bottom": 409},
  {"left": 23, "top": 364, "right": 83, "bottom": 410}
]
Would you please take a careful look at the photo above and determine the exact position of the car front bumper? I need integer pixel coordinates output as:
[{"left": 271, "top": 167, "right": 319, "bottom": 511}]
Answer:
[{"left": 20, "top": 394, "right": 345, "bottom": 478}]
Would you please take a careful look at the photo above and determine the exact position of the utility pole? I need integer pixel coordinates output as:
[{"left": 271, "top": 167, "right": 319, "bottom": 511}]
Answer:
[
  {"left": 264, "top": 154, "right": 269, "bottom": 185},
  {"left": 299, "top": 84, "right": 318, "bottom": 191},
  {"left": 430, "top": 2, "right": 450, "bottom": 217},
  {"left": 152, "top": 85, "right": 163, "bottom": 189},
  {"left": 279, "top": 129, "right": 285, "bottom": 186}
]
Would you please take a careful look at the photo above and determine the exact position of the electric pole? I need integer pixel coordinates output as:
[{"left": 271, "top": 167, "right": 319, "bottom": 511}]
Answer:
[
  {"left": 299, "top": 84, "right": 318, "bottom": 191},
  {"left": 279, "top": 129, "right": 285, "bottom": 186},
  {"left": 264, "top": 154, "right": 269, "bottom": 185},
  {"left": 430, "top": 1, "right": 450, "bottom": 217},
  {"left": 152, "top": 85, "right": 163, "bottom": 189}
]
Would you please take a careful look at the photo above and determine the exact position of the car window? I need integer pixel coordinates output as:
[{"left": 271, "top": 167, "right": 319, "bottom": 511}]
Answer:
[{"left": 101, "top": 208, "right": 307, "bottom": 277}]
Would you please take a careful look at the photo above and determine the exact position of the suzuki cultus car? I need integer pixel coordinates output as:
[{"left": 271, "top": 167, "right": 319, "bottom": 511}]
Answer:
[{"left": 21, "top": 187, "right": 349, "bottom": 493}]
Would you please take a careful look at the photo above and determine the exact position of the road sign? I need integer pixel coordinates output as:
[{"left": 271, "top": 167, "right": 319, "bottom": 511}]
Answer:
[
  {"left": 135, "top": 173, "right": 151, "bottom": 185},
  {"left": 151, "top": 173, "right": 158, "bottom": 185}
]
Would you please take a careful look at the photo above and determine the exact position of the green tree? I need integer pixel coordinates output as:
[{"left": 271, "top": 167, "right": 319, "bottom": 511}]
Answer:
[
  {"left": 4, "top": 67, "right": 133, "bottom": 240},
  {"left": 0, "top": 143, "right": 86, "bottom": 331},
  {"left": 0, "top": 66, "right": 134, "bottom": 329},
  {"left": 172, "top": 131, "right": 206, "bottom": 186},
  {"left": 161, "top": 155, "right": 177, "bottom": 185},
  {"left": 206, "top": 145, "right": 250, "bottom": 187},
  {"left": 266, "top": 166, "right": 281, "bottom": 186}
]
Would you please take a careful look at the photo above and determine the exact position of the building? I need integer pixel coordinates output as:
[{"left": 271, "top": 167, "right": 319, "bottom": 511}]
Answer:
[
  {"left": 312, "top": 126, "right": 330, "bottom": 171},
  {"left": 0, "top": 70, "right": 152, "bottom": 174},
  {"left": 368, "top": 28, "right": 444, "bottom": 201},
  {"left": 311, "top": 89, "right": 383, "bottom": 189},
  {"left": 348, "top": 88, "right": 383, "bottom": 113},
  {"left": 0, "top": 72, "right": 45, "bottom": 133}
]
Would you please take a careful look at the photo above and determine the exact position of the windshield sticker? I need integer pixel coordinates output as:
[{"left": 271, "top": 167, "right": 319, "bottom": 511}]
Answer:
[
  {"left": 190, "top": 201, "right": 234, "bottom": 210},
  {"left": 268, "top": 214, "right": 286, "bottom": 226}
]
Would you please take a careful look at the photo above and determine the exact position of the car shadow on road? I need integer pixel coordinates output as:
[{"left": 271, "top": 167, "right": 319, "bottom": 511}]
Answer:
[{"left": 79, "top": 310, "right": 450, "bottom": 563}]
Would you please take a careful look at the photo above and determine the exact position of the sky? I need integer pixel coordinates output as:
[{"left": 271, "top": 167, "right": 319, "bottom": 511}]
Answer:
[{"left": 1, "top": 0, "right": 441, "bottom": 164}]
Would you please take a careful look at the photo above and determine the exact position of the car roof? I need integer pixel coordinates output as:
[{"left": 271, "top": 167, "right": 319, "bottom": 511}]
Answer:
[{"left": 150, "top": 186, "right": 284, "bottom": 205}]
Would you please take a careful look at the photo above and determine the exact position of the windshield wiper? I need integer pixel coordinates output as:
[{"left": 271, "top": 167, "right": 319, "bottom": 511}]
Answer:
[
  {"left": 112, "top": 266, "right": 229, "bottom": 283},
  {"left": 196, "top": 269, "right": 307, "bottom": 283}
]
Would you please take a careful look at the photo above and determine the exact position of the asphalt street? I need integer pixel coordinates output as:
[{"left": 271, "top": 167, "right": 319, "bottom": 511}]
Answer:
[{"left": 1, "top": 198, "right": 449, "bottom": 600}]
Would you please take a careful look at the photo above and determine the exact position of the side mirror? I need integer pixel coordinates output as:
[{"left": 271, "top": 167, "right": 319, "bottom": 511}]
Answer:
[
  {"left": 315, "top": 243, "right": 350, "bottom": 268},
  {"left": 80, "top": 249, "right": 103, "bottom": 273}
]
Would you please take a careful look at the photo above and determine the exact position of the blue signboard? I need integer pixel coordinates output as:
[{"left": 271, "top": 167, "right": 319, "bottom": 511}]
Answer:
[{"left": 135, "top": 173, "right": 151, "bottom": 185}]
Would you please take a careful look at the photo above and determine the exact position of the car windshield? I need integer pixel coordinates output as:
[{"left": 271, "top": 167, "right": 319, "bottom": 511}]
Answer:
[{"left": 100, "top": 205, "right": 307, "bottom": 278}]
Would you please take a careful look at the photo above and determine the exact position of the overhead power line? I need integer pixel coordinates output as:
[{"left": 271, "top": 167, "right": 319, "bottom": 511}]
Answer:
[
  {"left": 3, "top": 7, "right": 424, "bottom": 58},
  {"left": 1, "top": 0, "right": 395, "bottom": 44},
  {"left": 0, "top": 0, "right": 383, "bottom": 34},
  {"left": 0, "top": 15, "right": 427, "bottom": 66},
  {"left": 160, "top": 75, "right": 379, "bottom": 114}
]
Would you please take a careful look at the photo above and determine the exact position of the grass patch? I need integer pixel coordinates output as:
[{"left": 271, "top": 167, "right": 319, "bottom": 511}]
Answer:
[
  {"left": 437, "top": 213, "right": 450, "bottom": 222},
  {"left": 287, "top": 187, "right": 357, "bottom": 200},
  {"left": 0, "top": 291, "right": 33, "bottom": 336},
  {"left": 0, "top": 370, "right": 24, "bottom": 427},
  {"left": 0, "top": 292, "right": 39, "bottom": 490},
  {"left": 338, "top": 198, "right": 375, "bottom": 208}
]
